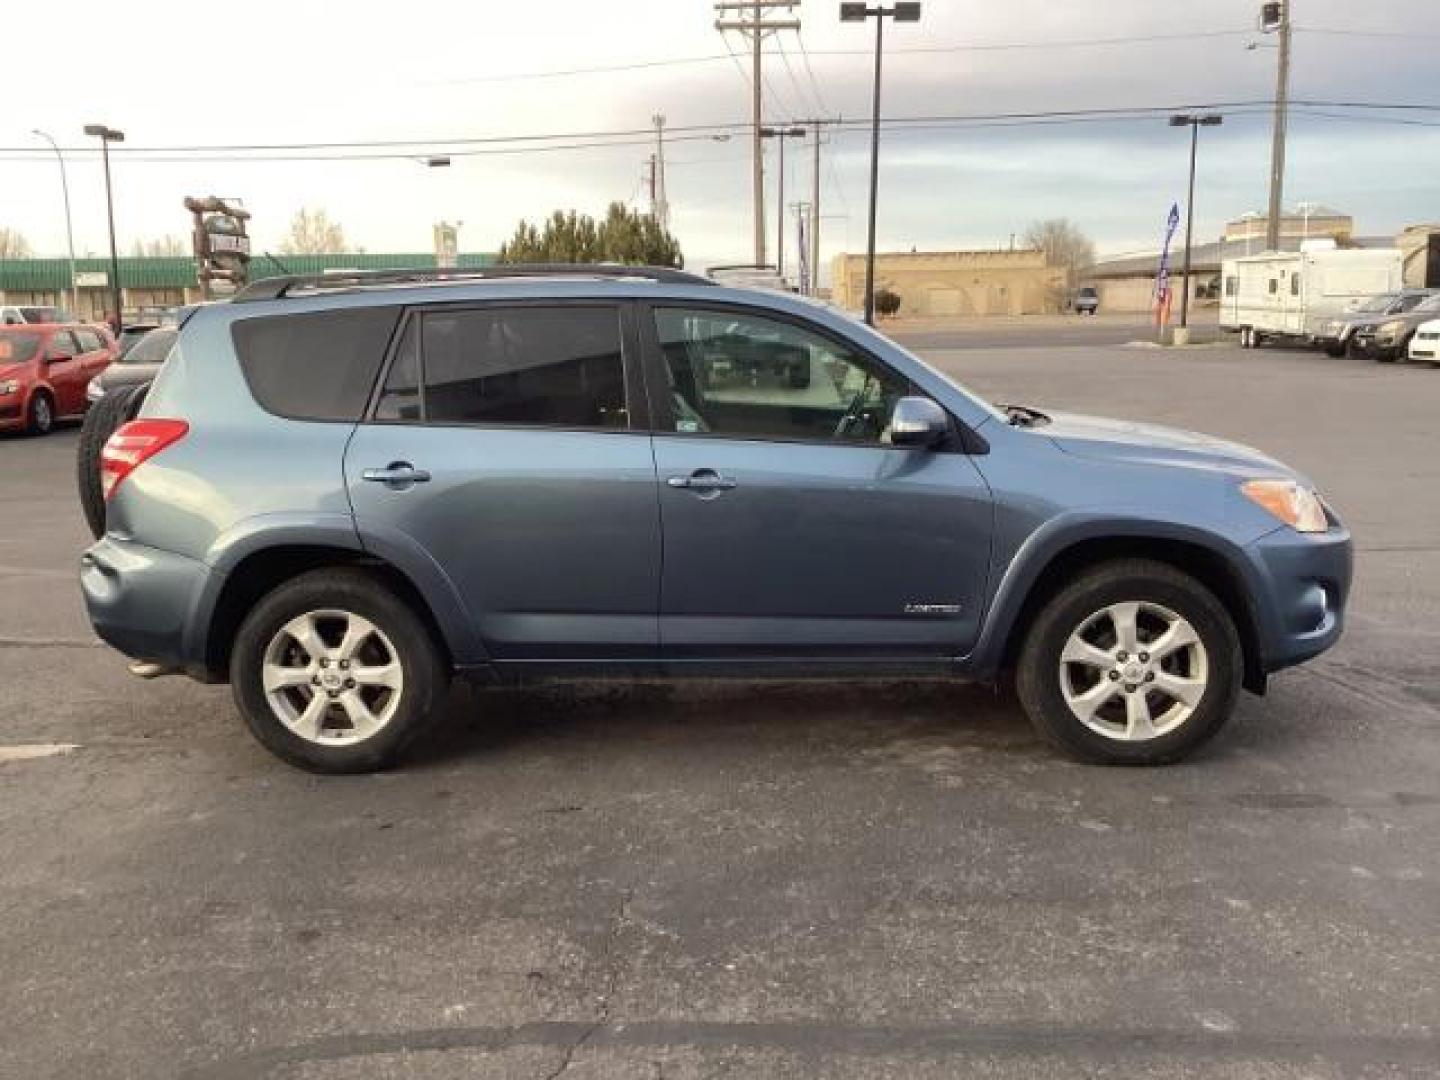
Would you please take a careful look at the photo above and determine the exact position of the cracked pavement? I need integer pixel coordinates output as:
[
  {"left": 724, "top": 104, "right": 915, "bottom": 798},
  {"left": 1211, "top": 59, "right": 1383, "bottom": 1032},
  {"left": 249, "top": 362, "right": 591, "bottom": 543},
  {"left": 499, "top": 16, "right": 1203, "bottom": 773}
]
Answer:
[{"left": 1, "top": 335, "right": 1437, "bottom": 1078}]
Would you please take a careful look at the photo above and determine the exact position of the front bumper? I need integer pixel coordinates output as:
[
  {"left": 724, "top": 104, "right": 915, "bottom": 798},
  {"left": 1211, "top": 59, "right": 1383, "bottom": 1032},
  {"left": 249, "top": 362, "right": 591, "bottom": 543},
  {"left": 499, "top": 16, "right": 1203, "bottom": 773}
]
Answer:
[
  {"left": 1353, "top": 334, "right": 1403, "bottom": 360},
  {"left": 80, "top": 535, "right": 214, "bottom": 675},
  {"left": 1242, "top": 523, "right": 1353, "bottom": 674}
]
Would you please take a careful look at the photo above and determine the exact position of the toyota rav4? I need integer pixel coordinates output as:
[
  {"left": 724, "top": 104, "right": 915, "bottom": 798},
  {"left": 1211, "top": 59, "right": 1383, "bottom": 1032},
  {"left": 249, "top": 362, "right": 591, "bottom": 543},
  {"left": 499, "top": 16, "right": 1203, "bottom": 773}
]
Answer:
[{"left": 79, "top": 266, "right": 1352, "bottom": 772}]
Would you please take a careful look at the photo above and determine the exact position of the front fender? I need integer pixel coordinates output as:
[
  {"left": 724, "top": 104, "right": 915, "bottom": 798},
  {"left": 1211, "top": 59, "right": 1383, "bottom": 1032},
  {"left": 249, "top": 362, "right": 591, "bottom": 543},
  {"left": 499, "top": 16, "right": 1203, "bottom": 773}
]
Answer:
[{"left": 959, "top": 512, "right": 1263, "bottom": 678}]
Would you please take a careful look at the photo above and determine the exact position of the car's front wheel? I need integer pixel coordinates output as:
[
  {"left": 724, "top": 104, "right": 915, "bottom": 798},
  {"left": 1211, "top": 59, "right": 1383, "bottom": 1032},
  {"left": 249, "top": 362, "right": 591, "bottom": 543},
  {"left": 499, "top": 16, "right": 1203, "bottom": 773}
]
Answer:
[
  {"left": 1016, "top": 559, "right": 1241, "bottom": 765},
  {"left": 230, "top": 568, "right": 447, "bottom": 773},
  {"left": 27, "top": 392, "right": 54, "bottom": 435}
]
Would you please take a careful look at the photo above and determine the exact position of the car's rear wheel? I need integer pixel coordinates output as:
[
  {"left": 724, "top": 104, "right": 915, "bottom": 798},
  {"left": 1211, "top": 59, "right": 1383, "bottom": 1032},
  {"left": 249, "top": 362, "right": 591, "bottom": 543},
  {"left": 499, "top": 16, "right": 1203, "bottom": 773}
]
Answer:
[
  {"left": 1324, "top": 343, "right": 1346, "bottom": 358},
  {"left": 77, "top": 384, "right": 149, "bottom": 539},
  {"left": 1016, "top": 559, "right": 1241, "bottom": 765},
  {"left": 27, "top": 392, "right": 54, "bottom": 435},
  {"left": 230, "top": 568, "right": 447, "bottom": 773}
]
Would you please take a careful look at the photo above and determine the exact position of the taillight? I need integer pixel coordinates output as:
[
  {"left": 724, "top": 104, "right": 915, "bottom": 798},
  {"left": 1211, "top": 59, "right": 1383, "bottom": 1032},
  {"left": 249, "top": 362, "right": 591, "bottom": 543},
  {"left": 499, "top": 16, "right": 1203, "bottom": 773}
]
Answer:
[{"left": 100, "top": 419, "right": 189, "bottom": 500}]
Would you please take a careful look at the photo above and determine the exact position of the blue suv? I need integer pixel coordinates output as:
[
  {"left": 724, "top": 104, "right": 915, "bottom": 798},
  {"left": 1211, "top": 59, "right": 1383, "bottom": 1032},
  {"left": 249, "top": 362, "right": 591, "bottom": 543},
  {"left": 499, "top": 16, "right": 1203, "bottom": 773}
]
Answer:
[{"left": 80, "top": 266, "right": 1351, "bottom": 772}]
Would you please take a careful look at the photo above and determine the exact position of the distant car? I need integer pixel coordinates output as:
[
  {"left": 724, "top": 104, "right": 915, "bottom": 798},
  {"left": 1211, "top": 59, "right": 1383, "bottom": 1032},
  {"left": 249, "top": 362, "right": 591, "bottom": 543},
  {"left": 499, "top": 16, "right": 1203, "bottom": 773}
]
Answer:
[
  {"left": 1314, "top": 289, "right": 1436, "bottom": 357},
  {"left": 0, "top": 323, "right": 116, "bottom": 434},
  {"left": 86, "top": 326, "right": 177, "bottom": 404},
  {"left": 1408, "top": 318, "right": 1440, "bottom": 366},
  {"left": 1, "top": 304, "right": 63, "bottom": 326},
  {"left": 1351, "top": 293, "right": 1440, "bottom": 362},
  {"left": 1071, "top": 286, "right": 1099, "bottom": 316}
]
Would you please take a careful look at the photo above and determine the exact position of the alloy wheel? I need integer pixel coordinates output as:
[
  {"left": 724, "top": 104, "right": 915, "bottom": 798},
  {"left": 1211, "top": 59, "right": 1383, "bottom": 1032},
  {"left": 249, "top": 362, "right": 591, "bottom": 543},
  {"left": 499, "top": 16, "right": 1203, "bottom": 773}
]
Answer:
[
  {"left": 1058, "top": 601, "right": 1208, "bottom": 742},
  {"left": 261, "top": 609, "right": 405, "bottom": 745}
]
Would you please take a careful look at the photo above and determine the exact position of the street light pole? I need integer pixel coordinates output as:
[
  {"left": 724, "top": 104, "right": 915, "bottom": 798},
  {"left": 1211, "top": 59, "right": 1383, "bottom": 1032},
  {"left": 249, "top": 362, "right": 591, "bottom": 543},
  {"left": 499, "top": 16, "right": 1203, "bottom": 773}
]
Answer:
[
  {"left": 84, "top": 124, "right": 125, "bottom": 331},
  {"left": 841, "top": 2, "right": 921, "bottom": 325},
  {"left": 1170, "top": 113, "right": 1223, "bottom": 331},
  {"left": 762, "top": 126, "right": 806, "bottom": 281},
  {"left": 32, "top": 130, "right": 78, "bottom": 317}
]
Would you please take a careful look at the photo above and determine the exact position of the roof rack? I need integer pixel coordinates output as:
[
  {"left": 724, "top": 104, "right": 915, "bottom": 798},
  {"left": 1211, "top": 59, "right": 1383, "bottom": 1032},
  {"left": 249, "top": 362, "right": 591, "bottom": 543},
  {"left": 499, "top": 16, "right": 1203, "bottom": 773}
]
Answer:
[{"left": 231, "top": 263, "right": 714, "bottom": 302}]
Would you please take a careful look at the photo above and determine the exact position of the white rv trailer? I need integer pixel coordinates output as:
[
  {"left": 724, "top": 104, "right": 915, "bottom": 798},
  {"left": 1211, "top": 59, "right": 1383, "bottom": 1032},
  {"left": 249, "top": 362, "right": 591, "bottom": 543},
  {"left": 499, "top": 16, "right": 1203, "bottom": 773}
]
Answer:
[{"left": 1219, "top": 244, "right": 1404, "bottom": 347}]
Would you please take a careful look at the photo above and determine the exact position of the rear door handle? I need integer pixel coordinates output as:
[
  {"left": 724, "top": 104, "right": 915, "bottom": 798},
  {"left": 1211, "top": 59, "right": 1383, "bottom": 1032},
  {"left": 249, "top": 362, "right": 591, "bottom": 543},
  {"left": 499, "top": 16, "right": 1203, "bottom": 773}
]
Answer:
[
  {"left": 362, "top": 462, "right": 431, "bottom": 487},
  {"left": 666, "top": 470, "right": 737, "bottom": 492}
]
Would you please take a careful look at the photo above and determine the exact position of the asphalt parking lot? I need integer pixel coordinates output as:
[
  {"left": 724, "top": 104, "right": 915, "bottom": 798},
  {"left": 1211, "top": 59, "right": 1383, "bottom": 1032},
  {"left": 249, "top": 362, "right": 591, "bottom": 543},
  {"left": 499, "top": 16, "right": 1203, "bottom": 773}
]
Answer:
[{"left": 2, "top": 330, "right": 1438, "bottom": 1078}]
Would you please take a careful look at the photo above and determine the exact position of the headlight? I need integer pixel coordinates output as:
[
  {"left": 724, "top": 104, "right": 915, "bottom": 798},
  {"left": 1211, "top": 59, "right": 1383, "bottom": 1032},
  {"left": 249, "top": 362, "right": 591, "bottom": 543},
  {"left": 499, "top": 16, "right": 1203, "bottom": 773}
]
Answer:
[
  {"left": 0, "top": 379, "right": 18, "bottom": 396},
  {"left": 1241, "top": 479, "right": 1329, "bottom": 533},
  {"left": 1377, "top": 319, "right": 1406, "bottom": 337}
]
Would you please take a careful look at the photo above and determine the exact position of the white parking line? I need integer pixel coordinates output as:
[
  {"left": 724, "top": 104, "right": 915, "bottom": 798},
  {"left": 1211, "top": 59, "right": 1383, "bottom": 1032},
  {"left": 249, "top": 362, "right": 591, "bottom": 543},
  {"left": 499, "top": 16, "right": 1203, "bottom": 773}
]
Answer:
[{"left": 0, "top": 744, "right": 80, "bottom": 764}]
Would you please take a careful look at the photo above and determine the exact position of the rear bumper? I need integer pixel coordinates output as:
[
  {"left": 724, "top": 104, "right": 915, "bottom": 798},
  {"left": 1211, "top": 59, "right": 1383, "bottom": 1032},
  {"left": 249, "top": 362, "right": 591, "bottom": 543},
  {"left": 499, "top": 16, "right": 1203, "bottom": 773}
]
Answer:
[
  {"left": 1242, "top": 524, "right": 1353, "bottom": 674},
  {"left": 80, "top": 535, "right": 214, "bottom": 676}
]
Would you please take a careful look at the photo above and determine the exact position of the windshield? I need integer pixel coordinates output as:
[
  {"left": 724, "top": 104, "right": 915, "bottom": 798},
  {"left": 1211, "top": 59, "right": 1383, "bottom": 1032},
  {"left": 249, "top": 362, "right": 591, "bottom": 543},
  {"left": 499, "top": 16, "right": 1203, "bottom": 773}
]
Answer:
[
  {"left": 1414, "top": 295, "right": 1440, "bottom": 313},
  {"left": 0, "top": 330, "right": 43, "bottom": 364},
  {"left": 118, "top": 327, "right": 178, "bottom": 366},
  {"left": 1357, "top": 294, "right": 1398, "bottom": 313}
]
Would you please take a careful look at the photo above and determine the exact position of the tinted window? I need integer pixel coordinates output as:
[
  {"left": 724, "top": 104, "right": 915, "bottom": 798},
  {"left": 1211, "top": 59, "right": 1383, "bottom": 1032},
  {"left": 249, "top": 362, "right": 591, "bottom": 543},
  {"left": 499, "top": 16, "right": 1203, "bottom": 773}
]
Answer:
[
  {"left": 375, "top": 318, "right": 421, "bottom": 422},
  {"left": 1224, "top": 276, "right": 1238, "bottom": 297},
  {"left": 119, "top": 327, "right": 178, "bottom": 366},
  {"left": 233, "top": 307, "right": 401, "bottom": 421},
  {"left": 654, "top": 307, "right": 910, "bottom": 444},
  {"left": 46, "top": 331, "right": 78, "bottom": 359},
  {"left": 73, "top": 328, "right": 103, "bottom": 353},
  {"left": 1395, "top": 294, "right": 1427, "bottom": 313},
  {"left": 418, "top": 306, "right": 628, "bottom": 429},
  {"left": 0, "top": 330, "right": 43, "bottom": 363}
]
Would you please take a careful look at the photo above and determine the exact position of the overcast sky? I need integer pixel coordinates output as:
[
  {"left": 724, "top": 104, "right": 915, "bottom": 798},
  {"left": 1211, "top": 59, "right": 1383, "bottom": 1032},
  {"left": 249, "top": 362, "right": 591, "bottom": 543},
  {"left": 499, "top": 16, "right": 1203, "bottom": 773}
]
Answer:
[{"left": 3, "top": 0, "right": 1436, "bottom": 277}]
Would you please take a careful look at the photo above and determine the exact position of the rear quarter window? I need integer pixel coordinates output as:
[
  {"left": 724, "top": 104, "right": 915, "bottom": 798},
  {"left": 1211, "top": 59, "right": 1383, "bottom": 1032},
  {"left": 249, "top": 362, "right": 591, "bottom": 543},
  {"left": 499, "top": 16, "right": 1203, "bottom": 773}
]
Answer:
[{"left": 231, "top": 307, "right": 401, "bottom": 421}]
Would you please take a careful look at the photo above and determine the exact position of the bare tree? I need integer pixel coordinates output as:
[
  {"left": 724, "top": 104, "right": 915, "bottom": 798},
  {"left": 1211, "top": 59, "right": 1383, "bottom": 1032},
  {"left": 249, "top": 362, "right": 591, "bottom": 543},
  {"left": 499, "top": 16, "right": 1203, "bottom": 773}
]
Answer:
[
  {"left": 1024, "top": 218, "right": 1095, "bottom": 284},
  {"left": 130, "top": 235, "right": 188, "bottom": 257},
  {"left": 280, "top": 208, "right": 353, "bottom": 255},
  {"left": 0, "top": 227, "right": 33, "bottom": 259}
]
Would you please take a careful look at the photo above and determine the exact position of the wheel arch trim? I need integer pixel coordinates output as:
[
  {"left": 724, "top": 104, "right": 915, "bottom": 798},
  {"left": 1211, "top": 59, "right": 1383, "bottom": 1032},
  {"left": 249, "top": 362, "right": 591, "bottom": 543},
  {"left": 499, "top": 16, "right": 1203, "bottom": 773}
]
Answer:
[{"left": 961, "top": 513, "right": 1267, "bottom": 691}]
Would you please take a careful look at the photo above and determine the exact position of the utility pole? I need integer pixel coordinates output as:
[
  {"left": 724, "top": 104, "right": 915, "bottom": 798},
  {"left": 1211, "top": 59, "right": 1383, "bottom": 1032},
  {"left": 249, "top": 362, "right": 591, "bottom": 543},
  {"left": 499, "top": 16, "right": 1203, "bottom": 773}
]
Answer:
[
  {"left": 652, "top": 113, "right": 670, "bottom": 230},
  {"left": 1262, "top": 0, "right": 1291, "bottom": 251},
  {"left": 809, "top": 120, "right": 822, "bottom": 296},
  {"left": 715, "top": 1, "right": 800, "bottom": 266}
]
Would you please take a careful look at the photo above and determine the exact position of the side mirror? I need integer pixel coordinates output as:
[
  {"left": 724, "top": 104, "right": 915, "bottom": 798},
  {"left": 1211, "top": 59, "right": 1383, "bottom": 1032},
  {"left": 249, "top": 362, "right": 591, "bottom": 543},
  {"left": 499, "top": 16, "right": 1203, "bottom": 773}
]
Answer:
[{"left": 889, "top": 395, "right": 949, "bottom": 448}]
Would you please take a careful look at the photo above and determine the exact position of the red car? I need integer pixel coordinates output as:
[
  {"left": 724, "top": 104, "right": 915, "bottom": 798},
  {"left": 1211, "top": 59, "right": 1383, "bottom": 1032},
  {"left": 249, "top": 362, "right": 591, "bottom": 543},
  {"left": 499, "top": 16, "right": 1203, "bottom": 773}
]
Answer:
[{"left": 0, "top": 323, "right": 117, "bottom": 435}]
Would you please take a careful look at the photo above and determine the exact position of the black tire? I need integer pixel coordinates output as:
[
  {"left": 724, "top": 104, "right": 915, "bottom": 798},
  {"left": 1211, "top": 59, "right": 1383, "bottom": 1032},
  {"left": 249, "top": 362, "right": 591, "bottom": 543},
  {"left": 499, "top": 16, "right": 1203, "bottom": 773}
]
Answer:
[
  {"left": 26, "top": 391, "right": 55, "bottom": 435},
  {"left": 76, "top": 384, "right": 149, "bottom": 540},
  {"left": 1324, "top": 343, "right": 1346, "bottom": 358},
  {"left": 231, "top": 570, "right": 443, "bottom": 771},
  {"left": 1015, "top": 559, "right": 1242, "bottom": 765},
  {"left": 230, "top": 568, "right": 448, "bottom": 773}
]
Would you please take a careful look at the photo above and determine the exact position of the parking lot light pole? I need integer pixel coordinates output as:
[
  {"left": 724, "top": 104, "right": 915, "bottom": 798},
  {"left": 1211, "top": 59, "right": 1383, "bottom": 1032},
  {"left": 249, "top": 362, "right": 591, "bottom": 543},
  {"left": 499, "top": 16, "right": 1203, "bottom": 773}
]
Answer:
[
  {"left": 761, "top": 126, "right": 806, "bottom": 281},
  {"left": 1170, "top": 113, "right": 1223, "bottom": 331},
  {"left": 841, "top": 1, "right": 920, "bottom": 325},
  {"left": 31, "top": 130, "right": 79, "bottom": 318},
  {"left": 83, "top": 124, "right": 125, "bottom": 331}
]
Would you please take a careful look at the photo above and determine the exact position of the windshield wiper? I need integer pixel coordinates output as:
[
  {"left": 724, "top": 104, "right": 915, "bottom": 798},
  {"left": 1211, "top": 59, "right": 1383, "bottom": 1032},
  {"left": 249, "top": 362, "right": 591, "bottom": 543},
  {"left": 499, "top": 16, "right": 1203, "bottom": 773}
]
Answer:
[{"left": 1001, "top": 403, "right": 1051, "bottom": 428}]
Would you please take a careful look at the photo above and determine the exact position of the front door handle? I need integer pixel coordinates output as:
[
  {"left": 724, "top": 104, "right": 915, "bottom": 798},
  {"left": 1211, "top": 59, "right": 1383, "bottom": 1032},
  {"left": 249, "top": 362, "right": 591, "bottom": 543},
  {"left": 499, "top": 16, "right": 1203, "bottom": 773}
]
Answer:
[
  {"left": 666, "top": 470, "right": 737, "bottom": 492},
  {"left": 362, "top": 462, "right": 431, "bottom": 487}
]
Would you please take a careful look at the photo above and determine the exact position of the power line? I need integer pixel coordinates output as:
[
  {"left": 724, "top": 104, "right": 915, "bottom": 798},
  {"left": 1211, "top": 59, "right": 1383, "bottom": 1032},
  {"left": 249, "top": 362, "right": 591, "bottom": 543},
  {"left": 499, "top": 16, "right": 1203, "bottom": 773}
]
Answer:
[{"left": 3, "top": 100, "right": 1436, "bottom": 161}]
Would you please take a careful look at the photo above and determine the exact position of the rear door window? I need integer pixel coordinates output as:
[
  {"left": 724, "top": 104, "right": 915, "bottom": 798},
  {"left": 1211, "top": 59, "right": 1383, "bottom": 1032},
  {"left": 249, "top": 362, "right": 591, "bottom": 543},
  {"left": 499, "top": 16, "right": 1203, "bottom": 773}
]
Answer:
[
  {"left": 73, "top": 328, "right": 103, "bottom": 353},
  {"left": 232, "top": 307, "right": 402, "bottom": 421},
  {"left": 46, "top": 331, "right": 79, "bottom": 359},
  {"left": 404, "top": 305, "right": 629, "bottom": 430}
]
